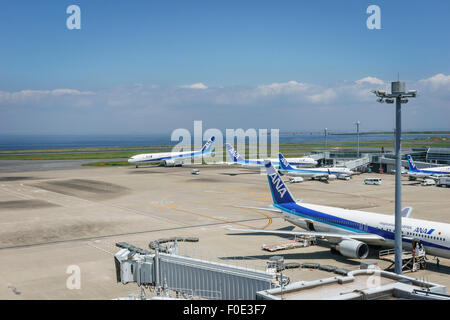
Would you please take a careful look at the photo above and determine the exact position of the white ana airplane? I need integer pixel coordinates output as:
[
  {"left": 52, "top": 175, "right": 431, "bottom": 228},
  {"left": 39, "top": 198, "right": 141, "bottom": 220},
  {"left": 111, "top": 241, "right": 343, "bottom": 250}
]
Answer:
[
  {"left": 278, "top": 153, "right": 353, "bottom": 181},
  {"left": 128, "top": 136, "right": 215, "bottom": 167},
  {"left": 227, "top": 160, "right": 450, "bottom": 260},
  {"left": 225, "top": 143, "right": 317, "bottom": 168},
  {"left": 407, "top": 155, "right": 450, "bottom": 180}
]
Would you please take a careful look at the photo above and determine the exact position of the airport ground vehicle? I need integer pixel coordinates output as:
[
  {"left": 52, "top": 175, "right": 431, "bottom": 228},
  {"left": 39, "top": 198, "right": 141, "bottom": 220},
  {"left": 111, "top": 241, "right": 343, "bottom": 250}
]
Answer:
[
  {"left": 289, "top": 177, "right": 304, "bottom": 183},
  {"left": 364, "top": 178, "right": 382, "bottom": 185},
  {"left": 191, "top": 169, "right": 200, "bottom": 175},
  {"left": 421, "top": 179, "right": 436, "bottom": 186},
  {"left": 437, "top": 177, "right": 450, "bottom": 188}
]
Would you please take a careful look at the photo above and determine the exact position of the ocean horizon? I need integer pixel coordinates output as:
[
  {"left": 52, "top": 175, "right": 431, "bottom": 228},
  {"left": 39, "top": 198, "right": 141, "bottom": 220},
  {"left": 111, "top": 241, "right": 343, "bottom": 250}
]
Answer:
[{"left": 0, "top": 132, "right": 449, "bottom": 151}]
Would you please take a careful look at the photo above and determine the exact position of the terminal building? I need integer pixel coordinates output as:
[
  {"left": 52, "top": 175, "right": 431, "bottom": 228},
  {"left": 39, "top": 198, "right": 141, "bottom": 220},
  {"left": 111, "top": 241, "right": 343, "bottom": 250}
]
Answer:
[{"left": 311, "top": 146, "right": 450, "bottom": 174}]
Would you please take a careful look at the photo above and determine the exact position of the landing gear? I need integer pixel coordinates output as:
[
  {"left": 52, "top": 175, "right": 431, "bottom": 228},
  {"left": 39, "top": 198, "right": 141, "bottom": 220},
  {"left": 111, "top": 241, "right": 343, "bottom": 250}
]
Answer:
[
  {"left": 136, "top": 165, "right": 139, "bottom": 168},
  {"left": 330, "top": 247, "right": 339, "bottom": 255}
]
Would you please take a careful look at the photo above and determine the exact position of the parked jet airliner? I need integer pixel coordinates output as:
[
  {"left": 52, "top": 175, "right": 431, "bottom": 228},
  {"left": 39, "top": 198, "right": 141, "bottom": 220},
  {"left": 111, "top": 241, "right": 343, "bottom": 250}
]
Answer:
[
  {"left": 128, "top": 136, "right": 215, "bottom": 167},
  {"left": 225, "top": 143, "right": 317, "bottom": 168},
  {"left": 407, "top": 155, "right": 450, "bottom": 179},
  {"left": 228, "top": 160, "right": 450, "bottom": 260},
  {"left": 278, "top": 153, "right": 353, "bottom": 180}
]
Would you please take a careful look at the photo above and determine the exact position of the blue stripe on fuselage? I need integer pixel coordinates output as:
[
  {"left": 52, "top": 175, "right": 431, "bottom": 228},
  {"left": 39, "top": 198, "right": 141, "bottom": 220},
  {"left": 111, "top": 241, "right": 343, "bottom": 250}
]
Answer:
[
  {"left": 280, "top": 168, "right": 342, "bottom": 175},
  {"left": 412, "top": 169, "right": 448, "bottom": 175},
  {"left": 136, "top": 150, "right": 211, "bottom": 163}
]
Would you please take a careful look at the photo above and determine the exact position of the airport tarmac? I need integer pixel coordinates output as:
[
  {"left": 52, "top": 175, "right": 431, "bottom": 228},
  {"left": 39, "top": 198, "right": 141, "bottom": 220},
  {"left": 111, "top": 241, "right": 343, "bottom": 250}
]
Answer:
[{"left": 0, "top": 162, "right": 449, "bottom": 299}]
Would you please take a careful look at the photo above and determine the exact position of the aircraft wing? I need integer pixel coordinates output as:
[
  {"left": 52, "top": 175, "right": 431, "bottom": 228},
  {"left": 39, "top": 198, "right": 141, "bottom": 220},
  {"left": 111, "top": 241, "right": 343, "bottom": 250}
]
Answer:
[
  {"left": 312, "top": 173, "right": 329, "bottom": 178},
  {"left": 226, "top": 227, "right": 386, "bottom": 243}
]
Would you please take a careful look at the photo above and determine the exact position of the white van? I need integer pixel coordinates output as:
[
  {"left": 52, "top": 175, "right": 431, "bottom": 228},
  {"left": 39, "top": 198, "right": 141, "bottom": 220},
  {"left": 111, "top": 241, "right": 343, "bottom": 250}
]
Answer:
[
  {"left": 191, "top": 169, "right": 200, "bottom": 175},
  {"left": 364, "top": 178, "right": 382, "bottom": 185},
  {"left": 289, "top": 177, "right": 304, "bottom": 183},
  {"left": 421, "top": 179, "right": 436, "bottom": 186}
]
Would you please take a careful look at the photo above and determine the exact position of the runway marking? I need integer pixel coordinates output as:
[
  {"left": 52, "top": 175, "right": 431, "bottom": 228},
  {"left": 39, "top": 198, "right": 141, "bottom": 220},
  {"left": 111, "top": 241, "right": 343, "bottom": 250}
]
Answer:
[
  {"left": 0, "top": 216, "right": 279, "bottom": 251},
  {"left": 86, "top": 241, "right": 115, "bottom": 256},
  {"left": 173, "top": 207, "right": 272, "bottom": 230}
]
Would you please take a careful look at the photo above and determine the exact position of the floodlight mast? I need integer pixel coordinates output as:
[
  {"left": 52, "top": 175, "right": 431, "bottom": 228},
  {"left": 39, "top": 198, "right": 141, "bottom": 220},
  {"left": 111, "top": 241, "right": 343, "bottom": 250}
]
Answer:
[
  {"left": 355, "top": 121, "right": 360, "bottom": 158},
  {"left": 372, "top": 81, "right": 417, "bottom": 275}
]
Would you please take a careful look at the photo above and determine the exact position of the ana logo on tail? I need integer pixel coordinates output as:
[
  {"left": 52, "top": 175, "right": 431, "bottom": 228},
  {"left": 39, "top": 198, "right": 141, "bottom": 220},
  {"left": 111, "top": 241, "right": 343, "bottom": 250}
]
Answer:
[
  {"left": 231, "top": 150, "right": 240, "bottom": 161},
  {"left": 202, "top": 136, "right": 215, "bottom": 153},
  {"left": 269, "top": 172, "right": 287, "bottom": 198},
  {"left": 407, "top": 155, "right": 418, "bottom": 171},
  {"left": 278, "top": 153, "right": 293, "bottom": 170}
]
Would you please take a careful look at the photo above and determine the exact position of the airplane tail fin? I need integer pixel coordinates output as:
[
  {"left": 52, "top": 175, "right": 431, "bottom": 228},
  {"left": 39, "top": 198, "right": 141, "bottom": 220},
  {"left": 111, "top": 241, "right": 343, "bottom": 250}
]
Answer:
[
  {"left": 225, "top": 143, "right": 245, "bottom": 163},
  {"left": 278, "top": 153, "right": 295, "bottom": 170},
  {"left": 265, "top": 160, "right": 295, "bottom": 204},
  {"left": 401, "top": 207, "right": 413, "bottom": 218},
  {"left": 407, "top": 155, "right": 418, "bottom": 172},
  {"left": 201, "top": 136, "right": 215, "bottom": 153}
]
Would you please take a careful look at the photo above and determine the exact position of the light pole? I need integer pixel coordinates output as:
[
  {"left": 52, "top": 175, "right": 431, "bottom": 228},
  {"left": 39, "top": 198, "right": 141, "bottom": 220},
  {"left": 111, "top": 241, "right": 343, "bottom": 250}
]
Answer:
[
  {"left": 372, "top": 81, "right": 417, "bottom": 275},
  {"left": 355, "top": 121, "right": 360, "bottom": 158},
  {"left": 324, "top": 128, "right": 328, "bottom": 151}
]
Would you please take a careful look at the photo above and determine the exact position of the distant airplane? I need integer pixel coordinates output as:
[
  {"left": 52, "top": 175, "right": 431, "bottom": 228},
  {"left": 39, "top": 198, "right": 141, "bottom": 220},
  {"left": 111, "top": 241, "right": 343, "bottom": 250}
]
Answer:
[
  {"left": 407, "top": 155, "right": 450, "bottom": 179},
  {"left": 278, "top": 153, "right": 353, "bottom": 181},
  {"left": 225, "top": 143, "right": 317, "bottom": 168},
  {"left": 128, "top": 136, "right": 215, "bottom": 167},
  {"left": 227, "top": 160, "right": 450, "bottom": 260}
]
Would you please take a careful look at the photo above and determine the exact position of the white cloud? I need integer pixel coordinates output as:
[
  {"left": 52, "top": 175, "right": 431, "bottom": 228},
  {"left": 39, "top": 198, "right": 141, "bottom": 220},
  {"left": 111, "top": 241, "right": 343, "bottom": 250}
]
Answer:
[
  {"left": 355, "top": 76, "right": 385, "bottom": 86},
  {"left": 419, "top": 73, "right": 450, "bottom": 90},
  {"left": 179, "top": 82, "right": 208, "bottom": 90},
  {"left": 307, "top": 88, "right": 337, "bottom": 103},
  {"left": 50, "top": 89, "right": 94, "bottom": 96},
  {"left": 0, "top": 88, "right": 94, "bottom": 103},
  {"left": 256, "top": 80, "right": 311, "bottom": 96},
  {"left": 1, "top": 74, "right": 449, "bottom": 133}
]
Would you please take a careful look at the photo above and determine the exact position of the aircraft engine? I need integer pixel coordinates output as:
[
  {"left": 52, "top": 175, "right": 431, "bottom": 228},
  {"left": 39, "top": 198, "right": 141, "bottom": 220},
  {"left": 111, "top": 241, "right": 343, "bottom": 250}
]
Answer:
[
  {"left": 163, "top": 159, "right": 176, "bottom": 167},
  {"left": 334, "top": 239, "right": 369, "bottom": 259}
]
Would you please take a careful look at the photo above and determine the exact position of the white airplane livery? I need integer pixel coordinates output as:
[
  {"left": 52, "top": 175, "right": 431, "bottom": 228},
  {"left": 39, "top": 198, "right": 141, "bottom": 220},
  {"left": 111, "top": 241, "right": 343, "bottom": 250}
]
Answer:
[
  {"left": 128, "top": 136, "right": 215, "bottom": 167},
  {"left": 225, "top": 143, "right": 317, "bottom": 168},
  {"left": 228, "top": 160, "right": 450, "bottom": 260},
  {"left": 278, "top": 153, "right": 353, "bottom": 180},
  {"left": 407, "top": 155, "right": 450, "bottom": 179}
]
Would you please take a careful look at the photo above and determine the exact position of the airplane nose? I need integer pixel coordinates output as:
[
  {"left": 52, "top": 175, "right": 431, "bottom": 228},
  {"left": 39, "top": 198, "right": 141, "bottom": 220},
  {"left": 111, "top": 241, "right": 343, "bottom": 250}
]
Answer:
[{"left": 128, "top": 158, "right": 134, "bottom": 163}]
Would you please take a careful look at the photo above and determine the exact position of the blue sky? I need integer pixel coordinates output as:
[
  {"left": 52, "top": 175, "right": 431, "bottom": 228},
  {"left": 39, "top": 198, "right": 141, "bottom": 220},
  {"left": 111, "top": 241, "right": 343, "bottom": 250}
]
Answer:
[{"left": 0, "top": 1, "right": 449, "bottom": 134}]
